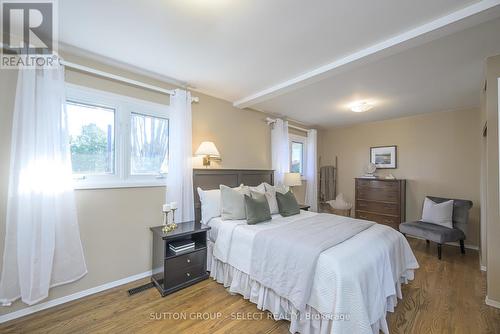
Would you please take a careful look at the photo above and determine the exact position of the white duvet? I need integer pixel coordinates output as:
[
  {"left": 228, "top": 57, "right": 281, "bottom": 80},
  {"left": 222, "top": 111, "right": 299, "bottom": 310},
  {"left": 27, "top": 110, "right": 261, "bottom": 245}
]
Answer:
[{"left": 212, "top": 211, "right": 419, "bottom": 334}]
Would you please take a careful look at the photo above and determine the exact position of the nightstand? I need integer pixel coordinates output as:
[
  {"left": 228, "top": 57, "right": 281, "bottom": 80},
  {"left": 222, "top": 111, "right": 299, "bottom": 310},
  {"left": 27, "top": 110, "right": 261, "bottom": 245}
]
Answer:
[
  {"left": 299, "top": 204, "right": 311, "bottom": 211},
  {"left": 150, "top": 222, "right": 211, "bottom": 297}
]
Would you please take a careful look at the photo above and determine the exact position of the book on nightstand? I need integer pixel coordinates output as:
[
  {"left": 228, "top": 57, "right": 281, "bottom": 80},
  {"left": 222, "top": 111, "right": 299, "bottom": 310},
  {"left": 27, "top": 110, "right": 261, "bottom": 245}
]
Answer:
[{"left": 169, "top": 240, "right": 195, "bottom": 253}]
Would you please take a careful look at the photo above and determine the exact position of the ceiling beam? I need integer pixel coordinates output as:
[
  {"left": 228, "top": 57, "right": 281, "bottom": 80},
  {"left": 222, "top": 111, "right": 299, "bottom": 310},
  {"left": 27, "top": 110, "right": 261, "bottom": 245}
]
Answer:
[{"left": 233, "top": 0, "right": 500, "bottom": 109}]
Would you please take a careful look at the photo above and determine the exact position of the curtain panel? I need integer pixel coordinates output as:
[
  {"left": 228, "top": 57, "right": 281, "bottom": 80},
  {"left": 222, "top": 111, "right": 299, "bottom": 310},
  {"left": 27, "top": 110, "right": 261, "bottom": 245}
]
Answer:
[
  {"left": 271, "top": 119, "right": 290, "bottom": 185},
  {"left": 166, "top": 89, "right": 194, "bottom": 223},
  {"left": 305, "top": 129, "right": 318, "bottom": 211},
  {"left": 0, "top": 63, "right": 87, "bottom": 306}
]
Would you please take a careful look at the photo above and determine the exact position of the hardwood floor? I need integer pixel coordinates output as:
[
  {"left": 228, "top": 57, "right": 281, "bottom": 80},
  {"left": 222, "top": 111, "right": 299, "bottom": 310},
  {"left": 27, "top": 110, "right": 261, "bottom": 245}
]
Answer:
[{"left": 1, "top": 239, "right": 499, "bottom": 334}]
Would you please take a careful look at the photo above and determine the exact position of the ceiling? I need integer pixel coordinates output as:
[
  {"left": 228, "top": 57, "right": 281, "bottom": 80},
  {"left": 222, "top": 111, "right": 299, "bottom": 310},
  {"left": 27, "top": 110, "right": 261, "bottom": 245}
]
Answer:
[
  {"left": 59, "top": 0, "right": 500, "bottom": 127},
  {"left": 254, "top": 17, "right": 500, "bottom": 127}
]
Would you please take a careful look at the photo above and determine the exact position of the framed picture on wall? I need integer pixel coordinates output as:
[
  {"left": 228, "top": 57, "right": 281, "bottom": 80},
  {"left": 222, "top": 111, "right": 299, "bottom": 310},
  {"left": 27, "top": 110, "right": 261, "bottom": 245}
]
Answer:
[{"left": 370, "top": 146, "right": 397, "bottom": 169}]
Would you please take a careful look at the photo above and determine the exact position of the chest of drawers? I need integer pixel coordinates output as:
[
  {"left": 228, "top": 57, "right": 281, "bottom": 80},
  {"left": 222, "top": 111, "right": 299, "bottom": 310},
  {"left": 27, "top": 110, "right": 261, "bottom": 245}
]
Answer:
[{"left": 355, "top": 178, "right": 406, "bottom": 230}]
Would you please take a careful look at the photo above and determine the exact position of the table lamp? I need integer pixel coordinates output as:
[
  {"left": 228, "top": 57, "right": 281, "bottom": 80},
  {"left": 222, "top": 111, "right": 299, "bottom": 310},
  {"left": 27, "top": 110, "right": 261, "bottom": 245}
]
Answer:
[{"left": 284, "top": 172, "right": 302, "bottom": 193}]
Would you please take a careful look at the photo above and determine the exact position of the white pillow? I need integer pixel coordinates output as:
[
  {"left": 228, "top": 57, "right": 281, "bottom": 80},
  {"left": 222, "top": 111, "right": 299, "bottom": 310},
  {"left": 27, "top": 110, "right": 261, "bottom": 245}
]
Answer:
[
  {"left": 220, "top": 185, "right": 250, "bottom": 220},
  {"left": 263, "top": 183, "right": 288, "bottom": 215},
  {"left": 249, "top": 183, "right": 266, "bottom": 193},
  {"left": 250, "top": 189, "right": 279, "bottom": 215},
  {"left": 421, "top": 198, "right": 454, "bottom": 229},
  {"left": 197, "top": 187, "right": 221, "bottom": 224},
  {"left": 247, "top": 183, "right": 280, "bottom": 214},
  {"left": 264, "top": 182, "right": 289, "bottom": 194}
]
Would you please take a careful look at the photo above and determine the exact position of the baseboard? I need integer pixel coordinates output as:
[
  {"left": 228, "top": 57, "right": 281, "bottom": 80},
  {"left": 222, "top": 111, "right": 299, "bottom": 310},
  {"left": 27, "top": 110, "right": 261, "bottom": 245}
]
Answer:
[
  {"left": 406, "top": 235, "right": 479, "bottom": 250},
  {"left": 480, "top": 265, "right": 487, "bottom": 272},
  {"left": 485, "top": 296, "right": 500, "bottom": 309},
  {"left": 0, "top": 270, "right": 152, "bottom": 324},
  {"left": 449, "top": 242, "right": 479, "bottom": 251}
]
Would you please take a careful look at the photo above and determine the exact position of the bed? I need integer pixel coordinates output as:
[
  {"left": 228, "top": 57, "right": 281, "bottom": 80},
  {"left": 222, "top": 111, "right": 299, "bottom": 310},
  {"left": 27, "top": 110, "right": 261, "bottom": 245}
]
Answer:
[{"left": 193, "top": 169, "right": 419, "bottom": 334}]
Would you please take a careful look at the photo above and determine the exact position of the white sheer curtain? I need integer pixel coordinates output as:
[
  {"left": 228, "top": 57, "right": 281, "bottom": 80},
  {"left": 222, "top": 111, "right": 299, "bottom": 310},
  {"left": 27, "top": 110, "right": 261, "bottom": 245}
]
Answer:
[
  {"left": 305, "top": 129, "right": 318, "bottom": 211},
  {"left": 0, "top": 63, "right": 87, "bottom": 306},
  {"left": 271, "top": 119, "right": 290, "bottom": 185},
  {"left": 166, "top": 89, "right": 194, "bottom": 223}
]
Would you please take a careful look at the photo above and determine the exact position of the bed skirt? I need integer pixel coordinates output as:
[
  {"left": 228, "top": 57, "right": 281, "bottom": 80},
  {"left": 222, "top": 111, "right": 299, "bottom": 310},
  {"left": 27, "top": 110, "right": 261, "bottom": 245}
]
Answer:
[{"left": 207, "top": 240, "right": 414, "bottom": 334}]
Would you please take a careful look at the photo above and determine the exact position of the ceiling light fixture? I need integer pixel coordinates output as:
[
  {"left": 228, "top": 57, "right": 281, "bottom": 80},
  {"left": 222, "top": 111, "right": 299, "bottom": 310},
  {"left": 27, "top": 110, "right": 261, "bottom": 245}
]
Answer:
[{"left": 350, "top": 101, "right": 374, "bottom": 113}]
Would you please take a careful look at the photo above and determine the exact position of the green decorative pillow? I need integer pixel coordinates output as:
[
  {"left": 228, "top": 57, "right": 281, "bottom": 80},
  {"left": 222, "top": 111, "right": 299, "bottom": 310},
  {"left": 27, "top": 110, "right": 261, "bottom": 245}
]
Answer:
[
  {"left": 276, "top": 191, "right": 300, "bottom": 217},
  {"left": 244, "top": 193, "right": 271, "bottom": 225}
]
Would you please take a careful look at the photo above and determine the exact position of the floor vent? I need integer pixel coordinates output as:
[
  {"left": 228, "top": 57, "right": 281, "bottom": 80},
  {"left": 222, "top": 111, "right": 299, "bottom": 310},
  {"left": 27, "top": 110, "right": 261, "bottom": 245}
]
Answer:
[{"left": 128, "top": 282, "right": 154, "bottom": 296}]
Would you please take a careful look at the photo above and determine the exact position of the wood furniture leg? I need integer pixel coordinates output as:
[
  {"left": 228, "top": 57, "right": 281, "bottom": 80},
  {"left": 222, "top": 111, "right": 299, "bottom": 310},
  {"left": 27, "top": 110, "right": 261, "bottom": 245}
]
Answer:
[{"left": 460, "top": 239, "right": 465, "bottom": 254}]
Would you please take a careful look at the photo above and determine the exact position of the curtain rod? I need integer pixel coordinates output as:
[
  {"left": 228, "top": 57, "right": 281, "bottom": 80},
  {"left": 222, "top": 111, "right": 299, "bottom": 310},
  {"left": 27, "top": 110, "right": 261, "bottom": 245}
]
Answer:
[
  {"left": 61, "top": 60, "right": 200, "bottom": 103},
  {"left": 265, "top": 117, "right": 309, "bottom": 133}
]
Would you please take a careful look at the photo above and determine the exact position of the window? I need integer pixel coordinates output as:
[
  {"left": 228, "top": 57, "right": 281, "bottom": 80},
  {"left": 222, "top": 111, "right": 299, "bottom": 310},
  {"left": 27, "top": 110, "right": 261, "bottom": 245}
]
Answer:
[
  {"left": 67, "top": 102, "right": 115, "bottom": 176},
  {"left": 130, "top": 113, "right": 169, "bottom": 175},
  {"left": 289, "top": 134, "right": 306, "bottom": 176},
  {"left": 291, "top": 141, "right": 304, "bottom": 174},
  {"left": 66, "top": 84, "right": 169, "bottom": 189}
]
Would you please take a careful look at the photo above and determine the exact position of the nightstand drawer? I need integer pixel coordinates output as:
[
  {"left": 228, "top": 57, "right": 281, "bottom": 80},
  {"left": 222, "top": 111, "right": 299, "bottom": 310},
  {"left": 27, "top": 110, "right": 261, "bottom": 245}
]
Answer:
[
  {"left": 166, "top": 249, "right": 205, "bottom": 268},
  {"left": 164, "top": 263, "right": 206, "bottom": 289}
]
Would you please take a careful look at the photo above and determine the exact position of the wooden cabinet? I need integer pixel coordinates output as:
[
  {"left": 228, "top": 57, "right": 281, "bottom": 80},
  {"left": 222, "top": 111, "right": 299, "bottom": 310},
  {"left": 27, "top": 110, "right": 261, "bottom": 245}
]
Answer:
[
  {"left": 150, "top": 222, "right": 210, "bottom": 297},
  {"left": 355, "top": 178, "right": 406, "bottom": 230}
]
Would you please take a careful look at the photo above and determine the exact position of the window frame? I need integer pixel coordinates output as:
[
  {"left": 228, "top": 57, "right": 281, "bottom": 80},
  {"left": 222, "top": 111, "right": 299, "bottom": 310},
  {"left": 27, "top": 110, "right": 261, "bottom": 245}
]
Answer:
[
  {"left": 289, "top": 134, "right": 307, "bottom": 178},
  {"left": 66, "top": 84, "right": 170, "bottom": 190}
]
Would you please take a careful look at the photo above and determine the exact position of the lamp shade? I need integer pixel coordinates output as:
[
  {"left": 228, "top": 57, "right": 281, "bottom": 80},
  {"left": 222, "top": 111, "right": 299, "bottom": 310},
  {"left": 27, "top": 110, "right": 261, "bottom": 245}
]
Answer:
[
  {"left": 284, "top": 172, "right": 302, "bottom": 187},
  {"left": 195, "top": 141, "right": 220, "bottom": 157}
]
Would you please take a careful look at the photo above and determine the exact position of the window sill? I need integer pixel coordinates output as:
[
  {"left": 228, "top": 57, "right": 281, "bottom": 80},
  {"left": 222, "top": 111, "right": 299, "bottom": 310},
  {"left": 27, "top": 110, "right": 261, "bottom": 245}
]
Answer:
[{"left": 73, "top": 180, "right": 166, "bottom": 190}]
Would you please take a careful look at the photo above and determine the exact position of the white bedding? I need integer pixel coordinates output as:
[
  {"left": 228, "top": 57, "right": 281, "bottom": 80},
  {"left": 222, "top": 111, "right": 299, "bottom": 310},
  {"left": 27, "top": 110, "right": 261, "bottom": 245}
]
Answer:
[
  {"left": 210, "top": 211, "right": 419, "bottom": 334},
  {"left": 206, "top": 217, "right": 223, "bottom": 242},
  {"left": 214, "top": 211, "right": 316, "bottom": 272},
  {"left": 250, "top": 213, "right": 374, "bottom": 312}
]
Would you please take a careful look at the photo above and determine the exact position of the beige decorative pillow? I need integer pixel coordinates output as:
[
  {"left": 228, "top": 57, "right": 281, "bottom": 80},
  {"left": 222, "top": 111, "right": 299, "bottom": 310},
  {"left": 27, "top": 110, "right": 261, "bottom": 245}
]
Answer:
[{"left": 220, "top": 185, "right": 250, "bottom": 220}]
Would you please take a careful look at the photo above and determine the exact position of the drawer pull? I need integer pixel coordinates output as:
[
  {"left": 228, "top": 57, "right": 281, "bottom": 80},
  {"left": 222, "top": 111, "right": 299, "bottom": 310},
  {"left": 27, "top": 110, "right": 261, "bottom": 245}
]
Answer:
[
  {"left": 360, "top": 216, "right": 368, "bottom": 219},
  {"left": 186, "top": 272, "right": 191, "bottom": 277},
  {"left": 384, "top": 219, "right": 394, "bottom": 224},
  {"left": 186, "top": 258, "right": 191, "bottom": 263}
]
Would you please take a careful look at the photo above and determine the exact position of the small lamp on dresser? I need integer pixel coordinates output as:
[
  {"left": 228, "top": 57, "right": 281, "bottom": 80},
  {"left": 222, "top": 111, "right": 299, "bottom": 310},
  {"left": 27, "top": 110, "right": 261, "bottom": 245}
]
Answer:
[{"left": 284, "top": 172, "right": 302, "bottom": 193}]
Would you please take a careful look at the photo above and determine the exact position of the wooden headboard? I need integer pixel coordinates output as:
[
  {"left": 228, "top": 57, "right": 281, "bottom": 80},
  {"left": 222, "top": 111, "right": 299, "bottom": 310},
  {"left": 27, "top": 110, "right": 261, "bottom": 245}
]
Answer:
[{"left": 193, "top": 169, "right": 274, "bottom": 223}]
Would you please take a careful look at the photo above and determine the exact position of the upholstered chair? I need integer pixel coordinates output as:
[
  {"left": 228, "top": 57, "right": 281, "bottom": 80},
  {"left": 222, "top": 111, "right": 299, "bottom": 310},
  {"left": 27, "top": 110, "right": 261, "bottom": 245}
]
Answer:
[{"left": 399, "top": 196, "right": 472, "bottom": 260}]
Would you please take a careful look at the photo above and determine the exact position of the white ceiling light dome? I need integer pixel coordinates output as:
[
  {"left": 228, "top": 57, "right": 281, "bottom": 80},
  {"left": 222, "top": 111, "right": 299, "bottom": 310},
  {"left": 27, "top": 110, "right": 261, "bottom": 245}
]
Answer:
[{"left": 350, "top": 101, "right": 375, "bottom": 113}]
